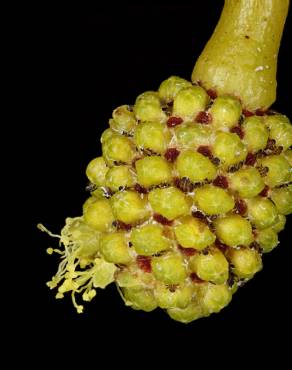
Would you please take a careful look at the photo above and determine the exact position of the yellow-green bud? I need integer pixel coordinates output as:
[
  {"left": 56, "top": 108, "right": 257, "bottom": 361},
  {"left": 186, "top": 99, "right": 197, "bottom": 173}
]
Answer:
[
  {"left": 256, "top": 228, "right": 279, "bottom": 253},
  {"left": 173, "top": 86, "right": 209, "bottom": 120},
  {"left": 242, "top": 116, "right": 269, "bottom": 153},
  {"left": 131, "top": 223, "right": 171, "bottom": 256},
  {"left": 105, "top": 166, "right": 135, "bottom": 191},
  {"left": 259, "top": 155, "right": 290, "bottom": 188},
  {"left": 246, "top": 197, "right": 278, "bottom": 229},
  {"left": 86, "top": 157, "right": 108, "bottom": 186},
  {"left": 134, "top": 121, "right": 171, "bottom": 154},
  {"left": 271, "top": 214, "right": 286, "bottom": 233},
  {"left": 227, "top": 247, "right": 262, "bottom": 279},
  {"left": 214, "top": 215, "right": 253, "bottom": 247},
  {"left": 174, "top": 123, "right": 212, "bottom": 149},
  {"left": 110, "top": 105, "right": 137, "bottom": 134},
  {"left": 158, "top": 76, "right": 192, "bottom": 103},
  {"left": 136, "top": 156, "right": 172, "bottom": 187},
  {"left": 194, "top": 185, "right": 235, "bottom": 215},
  {"left": 213, "top": 132, "right": 247, "bottom": 168},
  {"left": 151, "top": 253, "right": 187, "bottom": 284},
  {"left": 228, "top": 167, "right": 265, "bottom": 198},
  {"left": 265, "top": 115, "right": 292, "bottom": 151},
  {"left": 148, "top": 187, "right": 191, "bottom": 220},
  {"left": 167, "top": 302, "right": 204, "bottom": 324},
  {"left": 67, "top": 218, "right": 101, "bottom": 259},
  {"left": 174, "top": 216, "right": 216, "bottom": 250},
  {"left": 199, "top": 283, "right": 232, "bottom": 314},
  {"left": 110, "top": 190, "right": 150, "bottom": 224},
  {"left": 123, "top": 287, "right": 157, "bottom": 312},
  {"left": 134, "top": 92, "right": 166, "bottom": 122},
  {"left": 154, "top": 283, "right": 194, "bottom": 309},
  {"left": 210, "top": 95, "right": 242, "bottom": 129},
  {"left": 100, "top": 232, "right": 132, "bottom": 264},
  {"left": 175, "top": 150, "right": 217, "bottom": 183},
  {"left": 270, "top": 185, "right": 292, "bottom": 215},
  {"left": 189, "top": 249, "right": 229, "bottom": 284},
  {"left": 101, "top": 128, "right": 115, "bottom": 144},
  {"left": 102, "top": 133, "right": 135, "bottom": 165},
  {"left": 83, "top": 198, "right": 114, "bottom": 232}
]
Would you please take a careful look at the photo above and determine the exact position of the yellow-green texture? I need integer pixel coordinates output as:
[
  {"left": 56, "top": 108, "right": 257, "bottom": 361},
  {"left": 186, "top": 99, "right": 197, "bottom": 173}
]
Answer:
[
  {"left": 40, "top": 0, "right": 291, "bottom": 323},
  {"left": 192, "top": 0, "right": 290, "bottom": 110}
]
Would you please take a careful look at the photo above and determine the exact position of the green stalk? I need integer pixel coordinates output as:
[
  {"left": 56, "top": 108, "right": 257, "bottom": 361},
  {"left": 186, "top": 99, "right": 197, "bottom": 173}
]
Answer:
[{"left": 192, "top": 0, "right": 289, "bottom": 110}]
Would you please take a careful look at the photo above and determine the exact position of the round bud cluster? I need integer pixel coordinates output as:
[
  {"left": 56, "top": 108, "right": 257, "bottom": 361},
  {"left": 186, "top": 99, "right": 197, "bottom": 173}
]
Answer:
[{"left": 47, "top": 76, "right": 292, "bottom": 323}]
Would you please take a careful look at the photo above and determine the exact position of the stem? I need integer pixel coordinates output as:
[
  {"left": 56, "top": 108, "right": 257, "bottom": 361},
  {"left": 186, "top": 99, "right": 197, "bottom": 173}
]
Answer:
[{"left": 192, "top": 0, "right": 289, "bottom": 110}]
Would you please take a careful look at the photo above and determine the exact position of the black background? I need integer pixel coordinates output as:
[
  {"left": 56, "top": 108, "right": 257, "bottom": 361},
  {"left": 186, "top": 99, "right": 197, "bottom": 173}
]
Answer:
[{"left": 25, "top": 0, "right": 291, "bottom": 359}]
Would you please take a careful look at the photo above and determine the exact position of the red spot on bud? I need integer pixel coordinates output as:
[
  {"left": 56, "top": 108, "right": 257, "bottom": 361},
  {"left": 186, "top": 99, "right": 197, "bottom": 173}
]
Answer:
[
  {"left": 259, "top": 185, "right": 269, "bottom": 197},
  {"left": 213, "top": 176, "right": 229, "bottom": 189},
  {"left": 245, "top": 152, "right": 257, "bottom": 166},
  {"left": 167, "top": 116, "right": 183, "bottom": 127},
  {"left": 197, "top": 145, "right": 213, "bottom": 159},
  {"left": 190, "top": 272, "right": 205, "bottom": 283},
  {"left": 164, "top": 147, "right": 180, "bottom": 162},
  {"left": 207, "top": 89, "right": 217, "bottom": 100},
  {"left": 230, "top": 125, "right": 244, "bottom": 139},
  {"left": 134, "top": 183, "right": 148, "bottom": 194},
  {"left": 178, "top": 245, "right": 197, "bottom": 256},
  {"left": 136, "top": 256, "right": 152, "bottom": 273},
  {"left": 196, "top": 111, "right": 212, "bottom": 124},
  {"left": 215, "top": 239, "right": 228, "bottom": 252},
  {"left": 114, "top": 221, "right": 132, "bottom": 231},
  {"left": 255, "top": 109, "right": 265, "bottom": 116},
  {"left": 234, "top": 199, "right": 247, "bottom": 215},
  {"left": 242, "top": 109, "right": 254, "bottom": 117},
  {"left": 153, "top": 213, "right": 173, "bottom": 226}
]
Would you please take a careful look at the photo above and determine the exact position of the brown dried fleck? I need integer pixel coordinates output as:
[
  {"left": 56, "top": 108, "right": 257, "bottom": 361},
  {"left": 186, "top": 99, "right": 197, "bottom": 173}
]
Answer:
[
  {"left": 114, "top": 220, "right": 132, "bottom": 231},
  {"left": 168, "top": 285, "right": 178, "bottom": 293},
  {"left": 227, "top": 273, "right": 236, "bottom": 287},
  {"left": 213, "top": 175, "right": 229, "bottom": 189},
  {"left": 178, "top": 245, "right": 197, "bottom": 256},
  {"left": 255, "top": 109, "right": 266, "bottom": 116},
  {"left": 153, "top": 213, "right": 173, "bottom": 226},
  {"left": 196, "top": 111, "right": 212, "bottom": 124},
  {"left": 103, "top": 187, "right": 114, "bottom": 198},
  {"left": 242, "top": 109, "right": 254, "bottom": 117},
  {"left": 192, "top": 211, "right": 209, "bottom": 225},
  {"left": 207, "top": 89, "right": 217, "bottom": 100},
  {"left": 142, "top": 148, "right": 159, "bottom": 156},
  {"left": 190, "top": 272, "right": 205, "bottom": 284},
  {"left": 134, "top": 183, "right": 148, "bottom": 194},
  {"left": 257, "top": 165, "right": 269, "bottom": 176},
  {"left": 245, "top": 152, "right": 257, "bottom": 166},
  {"left": 249, "top": 241, "right": 263, "bottom": 254},
  {"left": 86, "top": 182, "right": 97, "bottom": 192},
  {"left": 234, "top": 199, "right": 247, "bottom": 215},
  {"left": 174, "top": 177, "right": 195, "bottom": 192},
  {"left": 228, "top": 161, "right": 244, "bottom": 173},
  {"left": 164, "top": 148, "right": 180, "bottom": 162},
  {"left": 167, "top": 116, "right": 183, "bottom": 128},
  {"left": 259, "top": 185, "right": 269, "bottom": 197},
  {"left": 215, "top": 239, "right": 228, "bottom": 252},
  {"left": 230, "top": 125, "right": 244, "bottom": 139},
  {"left": 197, "top": 145, "right": 213, "bottom": 159},
  {"left": 136, "top": 256, "right": 152, "bottom": 273},
  {"left": 211, "top": 157, "right": 221, "bottom": 166}
]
